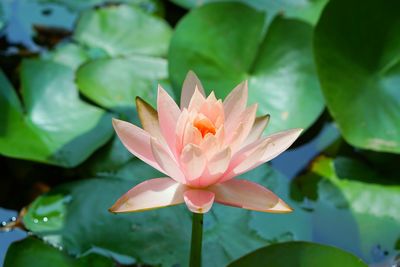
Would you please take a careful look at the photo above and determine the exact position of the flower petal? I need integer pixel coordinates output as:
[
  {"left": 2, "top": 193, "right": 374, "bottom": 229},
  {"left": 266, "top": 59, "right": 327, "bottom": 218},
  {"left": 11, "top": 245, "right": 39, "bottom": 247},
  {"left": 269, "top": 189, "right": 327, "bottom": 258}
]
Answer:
[
  {"left": 187, "top": 87, "right": 206, "bottom": 112},
  {"left": 223, "top": 80, "right": 248, "bottom": 134},
  {"left": 207, "top": 147, "right": 231, "bottom": 176},
  {"left": 180, "top": 71, "right": 206, "bottom": 109},
  {"left": 157, "top": 85, "right": 181, "bottom": 155},
  {"left": 198, "top": 147, "right": 232, "bottom": 187},
  {"left": 150, "top": 138, "right": 186, "bottom": 184},
  {"left": 226, "top": 104, "right": 258, "bottom": 153},
  {"left": 136, "top": 97, "right": 164, "bottom": 143},
  {"left": 242, "top": 114, "right": 270, "bottom": 147},
  {"left": 219, "top": 138, "right": 270, "bottom": 183},
  {"left": 260, "top": 128, "right": 303, "bottom": 162},
  {"left": 109, "top": 178, "right": 185, "bottom": 213},
  {"left": 210, "top": 179, "right": 292, "bottom": 213},
  {"left": 220, "top": 128, "right": 303, "bottom": 182},
  {"left": 183, "top": 189, "right": 215, "bottom": 213},
  {"left": 180, "top": 144, "right": 207, "bottom": 184},
  {"left": 112, "top": 118, "right": 163, "bottom": 173},
  {"left": 183, "top": 124, "right": 203, "bottom": 147}
]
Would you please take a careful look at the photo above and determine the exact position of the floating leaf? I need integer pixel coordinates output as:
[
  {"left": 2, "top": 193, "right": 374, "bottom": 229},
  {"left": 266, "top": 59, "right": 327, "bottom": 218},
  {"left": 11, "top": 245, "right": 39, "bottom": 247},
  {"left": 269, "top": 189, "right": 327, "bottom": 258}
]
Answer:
[
  {"left": 76, "top": 56, "right": 168, "bottom": 110},
  {"left": 169, "top": 3, "right": 324, "bottom": 134},
  {"left": 4, "top": 237, "right": 114, "bottom": 267},
  {"left": 74, "top": 4, "right": 172, "bottom": 111},
  {"left": 74, "top": 4, "right": 171, "bottom": 57},
  {"left": 0, "top": 60, "right": 113, "bottom": 167},
  {"left": 314, "top": 0, "right": 400, "bottom": 153},
  {"left": 170, "top": 0, "right": 327, "bottom": 25},
  {"left": 228, "top": 241, "right": 367, "bottom": 267},
  {"left": 44, "top": 43, "right": 89, "bottom": 70}
]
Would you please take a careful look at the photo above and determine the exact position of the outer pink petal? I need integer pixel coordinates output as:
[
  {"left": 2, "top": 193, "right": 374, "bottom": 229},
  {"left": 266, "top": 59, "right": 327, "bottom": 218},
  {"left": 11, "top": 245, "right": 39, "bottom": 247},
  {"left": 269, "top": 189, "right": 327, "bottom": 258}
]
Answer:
[
  {"left": 150, "top": 138, "right": 186, "bottom": 184},
  {"left": 136, "top": 97, "right": 165, "bottom": 143},
  {"left": 220, "top": 128, "right": 303, "bottom": 182},
  {"left": 226, "top": 104, "right": 258, "bottom": 154},
  {"left": 223, "top": 81, "right": 248, "bottom": 134},
  {"left": 242, "top": 114, "right": 270, "bottom": 148},
  {"left": 183, "top": 189, "right": 215, "bottom": 213},
  {"left": 112, "top": 118, "right": 164, "bottom": 173},
  {"left": 157, "top": 85, "right": 181, "bottom": 155},
  {"left": 180, "top": 71, "right": 206, "bottom": 109},
  {"left": 180, "top": 144, "right": 207, "bottom": 184},
  {"left": 109, "top": 178, "right": 185, "bottom": 213},
  {"left": 260, "top": 128, "right": 303, "bottom": 162},
  {"left": 231, "top": 138, "right": 271, "bottom": 176},
  {"left": 209, "top": 179, "right": 292, "bottom": 213}
]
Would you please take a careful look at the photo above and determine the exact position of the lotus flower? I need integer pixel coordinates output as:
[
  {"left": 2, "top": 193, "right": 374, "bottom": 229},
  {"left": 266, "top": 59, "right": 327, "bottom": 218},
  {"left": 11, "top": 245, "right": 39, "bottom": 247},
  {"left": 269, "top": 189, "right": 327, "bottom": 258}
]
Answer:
[{"left": 110, "top": 72, "right": 302, "bottom": 214}]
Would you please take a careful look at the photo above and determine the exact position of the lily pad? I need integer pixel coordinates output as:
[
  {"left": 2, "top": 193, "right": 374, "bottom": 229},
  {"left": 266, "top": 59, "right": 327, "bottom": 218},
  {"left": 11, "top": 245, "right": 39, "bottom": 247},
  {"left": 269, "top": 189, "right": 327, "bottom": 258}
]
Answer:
[
  {"left": 314, "top": 0, "right": 400, "bottom": 153},
  {"left": 169, "top": 3, "right": 324, "bottom": 134},
  {"left": 228, "top": 241, "right": 367, "bottom": 267},
  {"left": 44, "top": 43, "right": 89, "bottom": 70},
  {"left": 4, "top": 237, "right": 114, "bottom": 267},
  {"left": 76, "top": 55, "right": 168, "bottom": 110},
  {"left": 74, "top": 4, "right": 172, "bottom": 57},
  {"left": 170, "top": 0, "right": 327, "bottom": 25},
  {"left": 74, "top": 4, "right": 172, "bottom": 111},
  {"left": 0, "top": 60, "right": 113, "bottom": 167}
]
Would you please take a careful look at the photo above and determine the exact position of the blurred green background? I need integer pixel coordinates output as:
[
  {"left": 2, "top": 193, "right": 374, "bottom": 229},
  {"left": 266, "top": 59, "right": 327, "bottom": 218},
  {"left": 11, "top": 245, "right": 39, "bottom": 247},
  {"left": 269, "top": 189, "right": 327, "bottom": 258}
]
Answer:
[{"left": 0, "top": 0, "right": 399, "bottom": 266}]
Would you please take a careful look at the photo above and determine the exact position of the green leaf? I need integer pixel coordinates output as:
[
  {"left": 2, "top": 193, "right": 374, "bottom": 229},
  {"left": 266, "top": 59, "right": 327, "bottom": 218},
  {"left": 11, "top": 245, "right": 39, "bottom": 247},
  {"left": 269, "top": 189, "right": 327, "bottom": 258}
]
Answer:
[
  {"left": 76, "top": 55, "right": 168, "bottom": 110},
  {"left": 44, "top": 43, "right": 89, "bottom": 70},
  {"left": 170, "top": 0, "right": 328, "bottom": 25},
  {"left": 4, "top": 237, "right": 115, "bottom": 267},
  {"left": 74, "top": 4, "right": 172, "bottom": 111},
  {"left": 228, "top": 241, "right": 367, "bottom": 267},
  {"left": 314, "top": 0, "right": 400, "bottom": 153},
  {"left": 74, "top": 4, "right": 172, "bottom": 57},
  {"left": 169, "top": 3, "right": 324, "bottom": 134},
  {"left": 292, "top": 156, "right": 400, "bottom": 263},
  {"left": 0, "top": 60, "right": 113, "bottom": 167}
]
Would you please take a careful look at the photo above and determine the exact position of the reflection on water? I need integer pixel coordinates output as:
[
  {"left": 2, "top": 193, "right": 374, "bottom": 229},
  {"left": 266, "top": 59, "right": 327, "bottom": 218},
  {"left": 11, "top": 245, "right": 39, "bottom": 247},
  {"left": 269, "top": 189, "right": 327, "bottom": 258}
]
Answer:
[
  {"left": 271, "top": 123, "right": 340, "bottom": 180},
  {"left": 0, "top": 208, "right": 27, "bottom": 265}
]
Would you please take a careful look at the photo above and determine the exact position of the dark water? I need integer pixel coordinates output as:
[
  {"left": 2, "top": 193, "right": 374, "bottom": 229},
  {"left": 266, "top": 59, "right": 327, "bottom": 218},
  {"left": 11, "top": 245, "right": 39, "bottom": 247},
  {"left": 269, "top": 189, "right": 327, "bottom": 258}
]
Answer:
[{"left": 0, "top": 208, "right": 27, "bottom": 265}]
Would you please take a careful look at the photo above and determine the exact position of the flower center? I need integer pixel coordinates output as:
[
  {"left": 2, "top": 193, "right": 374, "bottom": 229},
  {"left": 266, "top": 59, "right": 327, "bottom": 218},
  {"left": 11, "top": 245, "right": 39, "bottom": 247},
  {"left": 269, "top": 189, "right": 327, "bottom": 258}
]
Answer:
[{"left": 193, "top": 116, "right": 216, "bottom": 137}]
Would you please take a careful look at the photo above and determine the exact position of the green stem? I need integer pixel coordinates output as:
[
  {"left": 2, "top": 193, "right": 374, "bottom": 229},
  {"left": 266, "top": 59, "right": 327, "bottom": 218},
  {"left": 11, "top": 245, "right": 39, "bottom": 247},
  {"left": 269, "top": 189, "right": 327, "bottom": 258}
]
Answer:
[{"left": 189, "top": 212, "right": 203, "bottom": 267}]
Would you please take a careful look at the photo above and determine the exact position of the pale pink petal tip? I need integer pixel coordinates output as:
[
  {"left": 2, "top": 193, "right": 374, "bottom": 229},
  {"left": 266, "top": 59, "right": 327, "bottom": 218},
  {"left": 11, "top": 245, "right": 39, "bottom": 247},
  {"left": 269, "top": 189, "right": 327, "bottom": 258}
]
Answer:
[
  {"left": 268, "top": 199, "right": 293, "bottom": 213},
  {"left": 183, "top": 189, "right": 215, "bottom": 213},
  {"left": 109, "top": 178, "right": 185, "bottom": 213},
  {"left": 181, "top": 70, "right": 206, "bottom": 109}
]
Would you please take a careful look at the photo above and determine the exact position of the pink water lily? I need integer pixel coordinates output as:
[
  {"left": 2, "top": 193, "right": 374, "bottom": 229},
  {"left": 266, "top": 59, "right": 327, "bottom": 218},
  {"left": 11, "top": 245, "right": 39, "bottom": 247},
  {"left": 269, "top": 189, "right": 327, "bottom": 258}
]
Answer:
[{"left": 110, "top": 71, "right": 302, "bottom": 214}]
